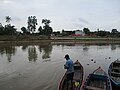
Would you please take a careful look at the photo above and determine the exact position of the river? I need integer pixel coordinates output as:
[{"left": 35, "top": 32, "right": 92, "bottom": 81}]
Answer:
[{"left": 0, "top": 42, "right": 120, "bottom": 90}]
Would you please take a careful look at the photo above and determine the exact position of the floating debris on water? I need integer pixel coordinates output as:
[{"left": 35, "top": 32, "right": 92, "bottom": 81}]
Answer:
[
  {"left": 91, "top": 59, "right": 93, "bottom": 61},
  {"left": 94, "top": 61, "right": 96, "bottom": 63}
]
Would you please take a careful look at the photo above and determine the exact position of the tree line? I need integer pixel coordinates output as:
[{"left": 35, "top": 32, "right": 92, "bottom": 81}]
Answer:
[
  {"left": 0, "top": 16, "right": 120, "bottom": 37},
  {"left": 0, "top": 16, "right": 53, "bottom": 37},
  {"left": 82, "top": 28, "right": 120, "bottom": 37}
]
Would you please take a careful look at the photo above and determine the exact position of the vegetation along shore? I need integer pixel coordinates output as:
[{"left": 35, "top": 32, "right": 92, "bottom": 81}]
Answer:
[
  {"left": 0, "top": 36, "right": 120, "bottom": 44},
  {"left": 0, "top": 16, "right": 120, "bottom": 44}
]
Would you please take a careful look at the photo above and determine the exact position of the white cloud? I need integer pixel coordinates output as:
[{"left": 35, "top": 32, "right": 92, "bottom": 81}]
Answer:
[{"left": 0, "top": 0, "right": 14, "bottom": 4}]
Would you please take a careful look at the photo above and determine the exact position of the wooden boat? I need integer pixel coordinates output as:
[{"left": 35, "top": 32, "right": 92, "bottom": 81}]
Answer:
[
  {"left": 108, "top": 59, "right": 120, "bottom": 87},
  {"left": 58, "top": 60, "right": 84, "bottom": 90},
  {"left": 83, "top": 67, "right": 112, "bottom": 90}
]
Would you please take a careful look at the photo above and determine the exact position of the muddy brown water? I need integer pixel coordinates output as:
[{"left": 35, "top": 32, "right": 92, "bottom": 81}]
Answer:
[{"left": 0, "top": 43, "right": 120, "bottom": 90}]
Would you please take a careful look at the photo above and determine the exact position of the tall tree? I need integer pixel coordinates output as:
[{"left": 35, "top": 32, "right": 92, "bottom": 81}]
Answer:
[
  {"left": 4, "top": 16, "right": 17, "bottom": 35},
  {"left": 5, "top": 16, "right": 11, "bottom": 24},
  {"left": 27, "top": 16, "right": 38, "bottom": 34},
  {"left": 42, "top": 19, "right": 53, "bottom": 37},
  {"left": 0, "top": 23, "right": 4, "bottom": 35},
  {"left": 83, "top": 28, "right": 90, "bottom": 35},
  {"left": 38, "top": 26, "right": 43, "bottom": 35}
]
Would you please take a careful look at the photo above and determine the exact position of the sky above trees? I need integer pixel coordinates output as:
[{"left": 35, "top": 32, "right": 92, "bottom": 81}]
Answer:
[{"left": 0, "top": 0, "right": 120, "bottom": 31}]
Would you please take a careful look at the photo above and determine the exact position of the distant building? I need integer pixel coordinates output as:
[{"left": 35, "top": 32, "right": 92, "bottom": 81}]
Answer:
[{"left": 71, "top": 30, "right": 85, "bottom": 36}]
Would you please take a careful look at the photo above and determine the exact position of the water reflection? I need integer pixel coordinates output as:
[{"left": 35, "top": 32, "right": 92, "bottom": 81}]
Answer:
[
  {"left": 0, "top": 42, "right": 120, "bottom": 90},
  {"left": 111, "top": 44, "right": 117, "bottom": 50},
  {"left": 0, "top": 45, "right": 16, "bottom": 62},
  {"left": 83, "top": 45, "right": 89, "bottom": 51},
  {"left": 28, "top": 46, "right": 38, "bottom": 62},
  {"left": 38, "top": 42, "right": 52, "bottom": 59},
  {"left": 0, "top": 43, "right": 120, "bottom": 63},
  {"left": 21, "top": 45, "right": 28, "bottom": 51},
  {"left": 21, "top": 43, "right": 53, "bottom": 62}
]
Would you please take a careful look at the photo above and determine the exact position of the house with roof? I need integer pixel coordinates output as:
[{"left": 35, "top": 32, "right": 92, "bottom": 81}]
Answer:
[{"left": 71, "top": 30, "right": 85, "bottom": 36}]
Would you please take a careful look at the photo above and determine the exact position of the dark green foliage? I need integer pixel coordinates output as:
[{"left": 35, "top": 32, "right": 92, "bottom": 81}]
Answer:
[
  {"left": 21, "top": 27, "right": 28, "bottom": 34},
  {"left": 4, "top": 24, "right": 17, "bottom": 35},
  {"left": 111, "top": 29, "right": 118, "bottom": 34},
  {"left": 83, "top": 28, "right": 90, "bottom": 34},
  {"left": 53, "top": 31, "right": 60, "bottom": 36},
  {"left": 27, "top": 16, "right": 38, "bottom": 33},
  {"left": 0, "top": 24, "right": 17, "bottom": 35},
  {"left": 62, "top": 30, "right": 74, "bottom": 36},
  {"left": 38, "top": 26, "right": 43, "bottom": 34},
  {"left": 43, "top": 25, "right": 53, "bottom": 36},
  {"left": 111, "top": 29, "right": 119, "bottom": 37},
  {"left": 0, "top": 16, "right": 17, "bottom": 35},
  {"left": 96, "top": 30, "right": 110, "bottom": 37},
  {"left": 42, "top": 19, "right": 53, "bottom": 37},
  {"left": 42, "top": 19, "right": 51, "bottom": 26},
  {"left": 0, "top": 23, "right": 4, "bottom": 35}
]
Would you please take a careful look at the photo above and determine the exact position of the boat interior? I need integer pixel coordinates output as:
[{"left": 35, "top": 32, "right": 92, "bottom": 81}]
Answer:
[
  {"left": 61, "top": 64, "right": 83, "bottom": 90},
  {"left": 111, "top": 63, "right": 120, "bottom": 82},
  {"left": 84, "top": 74, "right": 109, "bottom": 90}
]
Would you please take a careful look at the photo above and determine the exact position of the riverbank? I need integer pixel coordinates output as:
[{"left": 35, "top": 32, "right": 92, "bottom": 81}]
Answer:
[{"left": 0, "top": 36, "right": 120, "bottom": 44}]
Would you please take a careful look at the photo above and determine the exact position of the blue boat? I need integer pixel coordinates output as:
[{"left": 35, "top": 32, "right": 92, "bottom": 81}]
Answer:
[
  {"left": 83, "top": 67, "right": 112, "bottom": 90},
  {"left": 108, "top": 59, "right": 120, "bottom": 87}
]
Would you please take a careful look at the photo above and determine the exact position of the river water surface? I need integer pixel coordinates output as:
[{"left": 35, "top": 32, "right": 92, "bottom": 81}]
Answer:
[{"left": 0, "top": 42, "right": 120, "bottom": 90}]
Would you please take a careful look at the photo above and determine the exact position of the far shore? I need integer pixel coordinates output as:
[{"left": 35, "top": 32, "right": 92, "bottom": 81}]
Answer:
[{"left": 0, "top": 36, "right": 120, "bottom": 45}]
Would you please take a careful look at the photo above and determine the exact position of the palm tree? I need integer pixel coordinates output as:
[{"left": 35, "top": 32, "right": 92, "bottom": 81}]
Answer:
[{"left": 5, "top": 16, "right": 11, "bottom": 24}]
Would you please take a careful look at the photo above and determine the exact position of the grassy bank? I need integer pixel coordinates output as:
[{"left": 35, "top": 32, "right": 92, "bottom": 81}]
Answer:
[{"left": 0, "top": 35, "right": 120, "bottom": 44}]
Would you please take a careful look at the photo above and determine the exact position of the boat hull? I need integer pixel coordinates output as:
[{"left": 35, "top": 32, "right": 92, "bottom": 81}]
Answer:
[
  {"left": 108, "top": 60, "right": 120, "bottom": 87},
  {"left": 58, "top": 60, "right": 84, "bottom": 90},
  {"left": 83, "top": 67, "right": 112, "bottom": 90}
]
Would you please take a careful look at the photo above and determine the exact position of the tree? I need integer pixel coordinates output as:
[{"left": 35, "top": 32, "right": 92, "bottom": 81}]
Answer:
[
  {"left": 0, "top": 23, "right": 4, "bottom": 35},
  {"left": 27, "top": 16, "right": 38, "bottom": 34},
  {"left": 0, "top": 23, "right": 2, "bottom": 27},
  {"left": 42, "top": 19, "right": 53, "bottom": 37},
  {"left": 4, "top": 24, "right": 16, "bottom": 35},
  {"left": 42, "top": 19, "right": 51, "bottom": 26},
  {"left": 5, "top": 16, "right": 11, "bottom": 24},
  {"left": 21, "top": 27, "right": 27, "bottom": 34},
  {"left": 38, "top": 26, "right": 43, "bottom": 35},
  {"left": 111, "top": 29, "right": 119, "bottom": 37},
  {"left": 83, "top": 28, "right": 90, "bottom": 35},
  {"left": 96, "top": 30, "right": 110, "bottom": 37},
  {"left": 4, "top": 16, "right": 17, "bottom": 35},
  {"left": 111, "top": 29, "right": 118, "bottom": 34}
]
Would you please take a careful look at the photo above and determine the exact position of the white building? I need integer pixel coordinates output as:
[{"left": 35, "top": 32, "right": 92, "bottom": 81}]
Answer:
[{"left": 75, "top": 30, "right": 85, "bottom": 36}]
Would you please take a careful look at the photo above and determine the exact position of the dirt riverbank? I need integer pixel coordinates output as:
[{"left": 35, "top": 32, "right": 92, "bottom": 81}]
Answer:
[{"left": 0, "top": 36, "right": 120, "bottom": 45}]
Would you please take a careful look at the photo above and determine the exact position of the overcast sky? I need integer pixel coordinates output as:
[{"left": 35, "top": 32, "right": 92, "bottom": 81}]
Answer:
[{"left": 0, "top": 0, "right": 120, "bottom": 31}]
